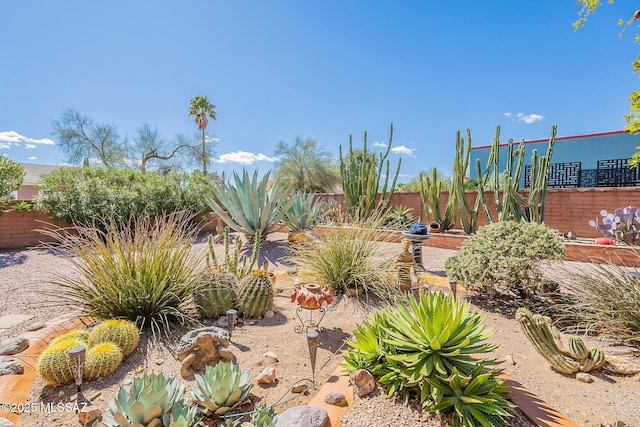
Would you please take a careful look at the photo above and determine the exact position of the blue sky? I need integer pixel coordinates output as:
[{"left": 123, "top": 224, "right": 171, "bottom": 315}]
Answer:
[{"left": 1, "top": 1, "right": 637, "bottom": 183}]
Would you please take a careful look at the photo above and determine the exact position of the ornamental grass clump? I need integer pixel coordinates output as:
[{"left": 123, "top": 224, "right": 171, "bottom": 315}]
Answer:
[
  {"left": 40, "top": 212, "right": 204, "bottom": 339},
  {"left": 445, "top": 221, "right": 564, "bottom": 297},
  {"left": 286, "top": 210, "right": 399, "bottom": 301},
  {"left": 342, "top": 292, "right": 512, "bottom": 426},
  {"left": 555, "top": 260, "right": 640, "bottom": 345}
]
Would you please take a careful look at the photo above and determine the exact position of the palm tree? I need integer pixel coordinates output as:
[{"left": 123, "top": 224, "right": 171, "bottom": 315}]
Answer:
[
  {"left": 188, "top": 95, "right": 217, "bottom": 175},
  {"left": 273, "top": 137, "right": 340, "bottom": 193}
]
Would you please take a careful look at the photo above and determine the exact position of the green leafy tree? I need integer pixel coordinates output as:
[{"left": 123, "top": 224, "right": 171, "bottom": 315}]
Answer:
[
  {"left": 51, "top": 109, "right": 124, "bottom": 167},
  {"left": 0, "top": 155, "right": 24, "bottom": 207},
  {"left": 574, "top": 2, "right": 640, "bottom": 166},
  {"left": 188, "top": 95, "right": 217, "bottom": 175},
  {"left": 395, "top": 168, "right": 451, "bottom": 192},
  {"left": 273, "top": 137, "right": 340, "bottom": 193}
]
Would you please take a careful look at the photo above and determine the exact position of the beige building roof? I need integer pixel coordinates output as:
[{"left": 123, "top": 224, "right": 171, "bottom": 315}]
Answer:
[{"left": 19, "top": 163, "right": 61, "bottom": 185}]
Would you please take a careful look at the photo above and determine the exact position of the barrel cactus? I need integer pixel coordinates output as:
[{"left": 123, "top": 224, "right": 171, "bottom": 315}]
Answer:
[
  {"left": 48, "top": 329, "right": 89, "bottom": 347},
  {"left": 88, "top": 319, "right": 140, "bottom": 357},
  {"left": 237, "top": 268, "right": 274, "bottom": 318},
  {"left": 102, "top": 372, "right": 198, "bottom": 427},
  {"left": 37, "top": 338, "right": 84, "bottom": 386},
  {"left": 84, "top": 342, "right": 123, "bottom": 380},
  {"left": 194, "top": 270, "right": 239, "bottom": 318},
  {"left": 516, "top": 307, "right": 606, "bottom": 375}
]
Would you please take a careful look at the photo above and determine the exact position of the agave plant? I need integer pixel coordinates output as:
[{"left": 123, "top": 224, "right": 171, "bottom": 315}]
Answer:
[
  {"left": 281, "top": 192, "right": 320, "bottom": 231},
  {"left": 192, "top": 362, "right": 253, "bottom": 416},
  {"left": 102, "top": 373, "right": 198, "bottom": 427},
  {"left": 424, "top": 364, "right": 513, "bottom": 427},
  {"left": 205, "top": 169, "right": 295, "bottom": 241}
]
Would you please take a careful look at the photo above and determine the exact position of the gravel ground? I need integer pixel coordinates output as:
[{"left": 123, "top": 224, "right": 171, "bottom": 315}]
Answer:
[{"left": 2, "top": 234, "right": 640, "bottom": 426}]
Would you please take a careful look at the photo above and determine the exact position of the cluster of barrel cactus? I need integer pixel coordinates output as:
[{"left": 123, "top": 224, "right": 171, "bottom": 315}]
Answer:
[
  {"left": 516, "top": 307, "right": 606, "bottom": 375},
  {"left": 37, "top": 319, "right": 140, "bottom": 386},
  {"left": 196, "top": 228, "right": 274, "bottom": 319}
]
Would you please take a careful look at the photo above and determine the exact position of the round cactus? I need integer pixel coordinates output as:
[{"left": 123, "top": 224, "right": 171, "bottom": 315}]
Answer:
[
  {"left": 194, "top": 270, "right": 239, "bottom": 318},
  {"left": 237, "top": 269, "right": 274, "bottom": 318},
  {"left": 84, "top": 342, "right": 123, "bottom": 380},
  {"left": 88, "top": 319, "right": 140, "bottom": 357},
  {"left": 48, "top": 329, "right": 90, "bottom": 347},
  {"left": 37, "top": 338, "right": 84, "bottom": 386}
]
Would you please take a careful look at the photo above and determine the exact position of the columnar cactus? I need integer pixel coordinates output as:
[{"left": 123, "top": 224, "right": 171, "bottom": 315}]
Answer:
[
  {"left": 237, "top": 268, "right": 274, "bottom": 318},
  {"left": 84, "top": 342, "right": 123, "bottom": 380},
  {"left": 194, "top": 270, "right": 239, "bottom": 318},
  {"left": 88, "top": 319, "right": 140, "bottom": 357},
  {"left": 516, "top": 307, "right": 606, "bottom": 375}
]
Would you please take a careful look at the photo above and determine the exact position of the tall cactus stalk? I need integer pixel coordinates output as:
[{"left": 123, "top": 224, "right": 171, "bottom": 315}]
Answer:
[
  {"left": 419, "top": 168, "right": 455, "bottom": 231},
  {"left": 339, "top": 123, "right": 401, "bottom": 221},
  {"left": 450, "top": 129, "right": 478, "bottom": 234}
]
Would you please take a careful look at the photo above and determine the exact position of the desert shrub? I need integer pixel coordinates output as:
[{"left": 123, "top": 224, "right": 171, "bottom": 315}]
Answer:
[
  {"left": 556, "top": 261, "right": 640, "bottom": 345},
  {"left": 445, "top": 221, "right": 564, "bottom": 297},
  {"left": 35, "top": 167, "right": 215, "bottom": 228},
  {"left": 381, "top": 204, "right": 414, "bottom": 229},
  {"left": 342, "top": 292, "right": 512, "bottom": 426},
  {"left": 286, "top": 211, "right": 399, "bottom": 301},
  {"left": 0, "top": 155, "right": 24, "bottom": 208},
  {"left": 40, "top": 212, "right": 204, "bottom": 338}
]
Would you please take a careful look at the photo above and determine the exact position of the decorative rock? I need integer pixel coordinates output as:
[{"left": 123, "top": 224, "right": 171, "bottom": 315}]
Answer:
[
  {"left": 25, "top": 322, "right": 45, "bottom": 331},
  {"left": 78, "top": 405, "right": 101, "bottom": 425},
  {"left": 155, "top": 358, "right": 164, "bottom": 365},
  {"left": 576, "top": 372, "right": 594, "bottom": 383},
  {"left": 264, "top": 311, "right": 275, "bottom": 318},
  {"left": 263, "top": 351, "right": 279, "bottom": 364},
  {"left": 58, "top": 390, "right": 65, "bottom": 397},
  {"left": 504, "top": 355, "right": 516, "bottom": 365},
  {"left": 256, "top": 367, "right": 276, "bottom": 385},
  {"left": 121, "top": 378, "right": 133, "bottom": 386},
  {"left": 349, "top": 369, "right": 376, "bottom": 397},
  {"left": 291, "top": 383, "right": 308, "bottom": 393},
  {"left": 324, "top": 392, "right": 348, "bottom": 407},
  {"left": 274, "top": 406, "right": 328, "bottom": 427},
  {"left": 0, "top": 417, "right": 16, "bottom": 427},
  {"left": 177, "top": 330, "right": 234, "bottom": 378},
  {"left": 604, "top": 356, "right": 640, "bottom": 375},
  {"left": 0, "top": 337, "right": 28, "bottom": 355},
  {"left": 0, "top": 361, "right": 24, "bottom": 375}
]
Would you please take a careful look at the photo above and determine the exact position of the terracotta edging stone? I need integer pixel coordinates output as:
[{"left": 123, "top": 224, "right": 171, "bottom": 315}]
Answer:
[{"left": 0, "top": 316, "right": 92, "bottom": 424}]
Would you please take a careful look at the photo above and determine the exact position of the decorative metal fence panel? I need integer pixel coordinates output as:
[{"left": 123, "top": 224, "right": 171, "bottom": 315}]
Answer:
[
  {"left": 596, "top": 158, "right": 640, "bottom": 187},
  {"left": 525, "top": 162, "right": 582, "bottom": 188}
]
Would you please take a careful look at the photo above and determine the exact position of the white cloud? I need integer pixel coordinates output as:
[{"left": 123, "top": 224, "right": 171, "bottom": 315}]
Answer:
[
  {"left": 205, "top": 136, "right": 220, "bottom": 143},
  {"left": 28, "top": 156, "right": 37, "bottom": 160},
  {"left": 503, "top": 112, "right": 544, "bottom": 124},
  {"left": 391, "top": 145, "right": 415, "bottom": 157},
  {"left": 24, "top": 144, "right": 36, "bottom": 149},
  {"left": 0, "top": 143, "right": 10, "bottom": 149},
  {"left": 0, "top": 130, "right": 55, "bottom": 146},
  {"left": 215, "top": 151, "right": 277, "bottom": 165},
  {"left": 373, "top": 141, "right": 387, "bottom": 148}
]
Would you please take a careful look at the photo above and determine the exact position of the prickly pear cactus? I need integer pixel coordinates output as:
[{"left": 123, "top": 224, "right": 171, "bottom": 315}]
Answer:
[
  {"left": 84, "top": 342, "right": 123, "bottom": 380},
  {"left": 37, "top": 338, "right": 83, "bottom": 386},
  {"left": 88, "top": 319, "right": 140, "bottom": 357},
  {"left": 516, "top": 307, "right": 606, "bottom": 375},
  {"left": 237, "top": 269, "right": 274, "bottom": 318},
  {"left": 194, "top": 270, "right": 239, "bottom": 318}
]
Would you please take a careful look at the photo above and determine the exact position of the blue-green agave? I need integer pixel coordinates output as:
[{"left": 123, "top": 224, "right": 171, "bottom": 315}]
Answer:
[{"left": 192, "top": 362, "right": 253, "bottom": 416}]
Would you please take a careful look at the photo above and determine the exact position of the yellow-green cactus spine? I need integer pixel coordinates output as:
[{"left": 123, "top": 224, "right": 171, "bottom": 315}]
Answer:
[
  {"left": 237, "top": 269, "right": 274, "bottom": 318},
  {"left": 88, "top": 320, "right": 140, "bottom": 357},
  {"left": 516, "top": 307, "right": 605, "bottom": 375},
  {"left": 84, "top": 342, "right": 123, "bottom": 380},
  {"left": 37, "top": 338, "right": 83, "bottom": 386},
  {"left": 48, "top": 329, "right": 89, "bottom": 347},
  {"left": 194, "top": 270, "right": 239, "bottom": 318}
]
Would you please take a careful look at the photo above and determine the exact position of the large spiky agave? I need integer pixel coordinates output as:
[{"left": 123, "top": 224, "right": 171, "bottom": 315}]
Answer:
[
  {"left": 192, "top": 362, "right": 253, "bottom": 416},
  {"left": 102, "top": 373, "right": 198, "bottom": 427}
]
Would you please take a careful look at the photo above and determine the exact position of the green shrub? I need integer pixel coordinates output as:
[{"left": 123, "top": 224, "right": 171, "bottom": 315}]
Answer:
[
  {"left": 0, "top": 155, "right": 24, "bottom": 208},
  {"left": 40, "top": 212, "right": 204, "bottom": 338},
  {"left": 342, "top": 291, "right": 508, "bottom": 424},
  {"left": 35, "top": 167, "right": 215, "bottom": 228},
  {"left": 381, "top": 204, "right": 414, "bottom": 229},
  {"left": 557, "top": 262, "right": 640, "bottom": 345},
  {"left": 445, "top": 221, "right": 564, "bottom": 297}
]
